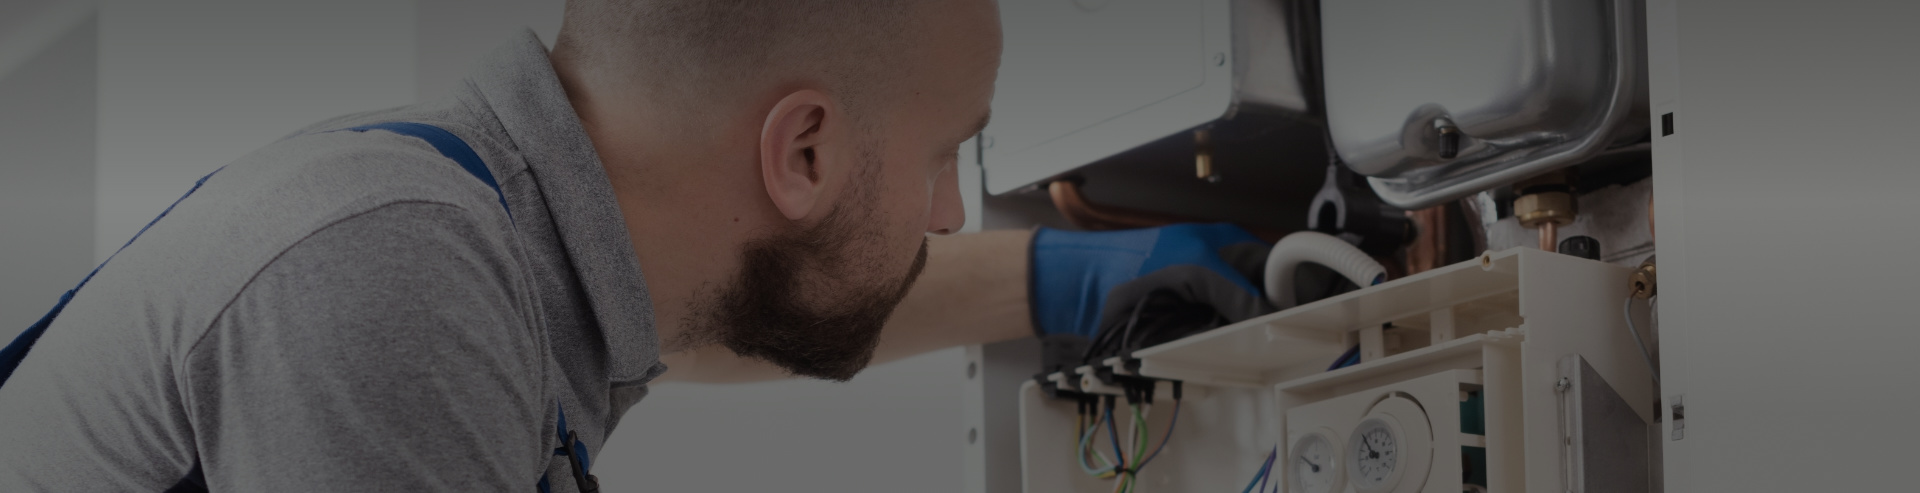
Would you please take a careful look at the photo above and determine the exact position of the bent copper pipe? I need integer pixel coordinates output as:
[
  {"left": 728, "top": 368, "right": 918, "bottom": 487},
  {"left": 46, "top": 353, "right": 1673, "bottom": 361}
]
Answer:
[
  {"left": 1046, "top": 180, "right": 1290, "bottom": 243},
  {"left": 1405, "top": 206, "right": 1448, "bottom": 275},
  {"left": 1047, "top": 180, "right": 1194, "bottom": 231}
]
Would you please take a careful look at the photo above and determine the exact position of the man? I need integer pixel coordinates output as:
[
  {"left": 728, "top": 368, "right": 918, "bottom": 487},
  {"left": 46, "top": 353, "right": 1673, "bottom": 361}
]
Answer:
[{"left": 0, "top": 0, "right": 1273, "bottom": 490}]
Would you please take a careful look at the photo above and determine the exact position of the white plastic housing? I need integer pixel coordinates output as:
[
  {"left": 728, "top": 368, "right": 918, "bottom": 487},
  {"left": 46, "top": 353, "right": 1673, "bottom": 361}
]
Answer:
[{"left": 1017, "top": 248, "right": 1656, "bottom": 492}]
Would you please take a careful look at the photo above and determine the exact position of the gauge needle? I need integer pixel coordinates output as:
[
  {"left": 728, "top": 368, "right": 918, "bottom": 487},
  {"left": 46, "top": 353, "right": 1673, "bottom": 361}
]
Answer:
[{"left": 1300, "top": 456, "right": 1321, "bottom": 473}]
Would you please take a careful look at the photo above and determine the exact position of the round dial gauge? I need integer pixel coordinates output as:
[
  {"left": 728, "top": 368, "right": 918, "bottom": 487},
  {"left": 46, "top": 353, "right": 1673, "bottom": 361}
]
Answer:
[
  {"left": 1348, "top": 417, "right": 1400, "bottom": 489},
  {"left": 1345, "top": 395, "right": 1433, "bottom": 493},
  {"left": 1289, "top": 429, "right": 1344, "bottom": 493}
]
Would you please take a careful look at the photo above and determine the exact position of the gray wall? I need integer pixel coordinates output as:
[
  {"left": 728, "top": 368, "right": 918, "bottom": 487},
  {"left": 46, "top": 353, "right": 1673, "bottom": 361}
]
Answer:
[{"left": 0, "top": 16, "right": 96, "bottom": 330}]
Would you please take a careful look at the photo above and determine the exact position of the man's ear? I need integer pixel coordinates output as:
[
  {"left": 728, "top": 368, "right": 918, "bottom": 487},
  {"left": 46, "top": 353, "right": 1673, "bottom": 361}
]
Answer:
[{"left": 760, "top": 90, "right": 835, "bottom": 221}]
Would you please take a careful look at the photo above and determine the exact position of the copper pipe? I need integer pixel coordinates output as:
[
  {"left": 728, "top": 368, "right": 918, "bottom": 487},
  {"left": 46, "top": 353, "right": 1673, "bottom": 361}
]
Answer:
[
  {"left": 1405, "top": 206, "right": 1448, "bottom": 274},
  {"left": 1541, "top": 221, "right": 1558, "bottom": 252},
  {"left": 1045, "top": 180, "right": 1288, "bottom": 242},
  {"left": 1047, "top": 180, "right": 1193, "bottom": 230}
]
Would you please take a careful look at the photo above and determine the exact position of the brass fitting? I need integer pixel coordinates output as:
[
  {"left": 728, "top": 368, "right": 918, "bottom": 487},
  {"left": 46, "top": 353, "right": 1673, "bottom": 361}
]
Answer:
[
  {"left": 1194, "top": 128, "right": 1216, "bottom": 181},
  {"left": 1512, "top": 171, "right": 1576, "bottom": 252},
  {"left": 1513, "top": 192, "right": 1576, "bottom": 229},
  {"left": 1630, "top": 259, "right": 1658, "bottom": 299}
]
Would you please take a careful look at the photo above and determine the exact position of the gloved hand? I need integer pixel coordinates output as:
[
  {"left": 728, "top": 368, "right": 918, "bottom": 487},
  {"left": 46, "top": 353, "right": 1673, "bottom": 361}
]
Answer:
[{"left": 1029, "top": 223, "right": 1276, "bottom": 347}]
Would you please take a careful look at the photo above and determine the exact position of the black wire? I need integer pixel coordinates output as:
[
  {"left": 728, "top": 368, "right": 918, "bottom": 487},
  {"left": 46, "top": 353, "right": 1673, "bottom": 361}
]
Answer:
[
  {"left": 1079, "top": 296, "right": 1153, "bottom": 365},
  {"left": 1116, "top": 295, "right": 1151, "bottom": 355}
]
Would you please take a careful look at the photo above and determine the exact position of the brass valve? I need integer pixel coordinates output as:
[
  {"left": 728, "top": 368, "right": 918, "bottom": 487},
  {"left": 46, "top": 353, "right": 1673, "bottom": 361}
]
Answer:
[
  {"left": 1514, "top": 191, "right": 1575, "bottom": 229},
  {"left": 1630, "top": 258, "right": 1658, "bottom": 299},
  {"left": 1513, "top": 171, "right": 1576, "bottom": 252},
  {"left": 1194, "top": 128, "right": 1217, "bottom": 182}
]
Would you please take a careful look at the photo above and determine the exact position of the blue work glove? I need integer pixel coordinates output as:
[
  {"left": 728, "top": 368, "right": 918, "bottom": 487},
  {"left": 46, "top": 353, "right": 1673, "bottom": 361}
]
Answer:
[{"left": 1029, "top": 223, "right": 1277, "bottom": 341}]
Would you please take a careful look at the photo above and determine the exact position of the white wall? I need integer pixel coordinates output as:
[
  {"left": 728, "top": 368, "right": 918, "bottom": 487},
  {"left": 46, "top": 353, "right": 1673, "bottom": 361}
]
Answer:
[
  {"left": 413, "top": 0, "right": 563, "bottom": 102},
  {"left": 1653, "top": 0, "right": 1920, "bottom": 490},
  {"left": 96, "top": 0, "right": 416, "bottom": 261},
  {"left": 0, "top": 11, "right": 96, "bottom": 329}
]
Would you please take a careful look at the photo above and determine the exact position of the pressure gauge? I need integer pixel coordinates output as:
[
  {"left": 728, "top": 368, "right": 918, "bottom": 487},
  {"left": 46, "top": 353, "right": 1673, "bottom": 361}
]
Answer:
[
  {"left": 1348, "top": 417, "right": 1400, "bottom": 489},
  {"left": 1288, "top": 428, "right": 1344, "bottom": 493},
  {"left": 1345, "top": 395, "right": 1434, "bottom": 493}
]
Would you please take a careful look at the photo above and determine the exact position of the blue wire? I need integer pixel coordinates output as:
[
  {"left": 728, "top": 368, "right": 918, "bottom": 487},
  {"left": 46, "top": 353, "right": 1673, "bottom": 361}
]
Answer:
[
  {"left": 1339, "top": 348, "right": 1363, "bottom": 369},
  {"left": 1105, "top": 406, "right": 1125, "bottom": 473},
  {"left": 1326, "top": 345, "right": 1361, "bottom": 371},
  {"left": 1257, "top": 446, "right": 1275, "bottom": 493},
  {"left": 1240, "top": 446, "right": 1277, "bottom": 493},
  {"left": 1239, "top": 462, "right": 1264, "bottom": 493},
  {"left": 1078, "top": 420, "right": 1114, "bottom": 476}
]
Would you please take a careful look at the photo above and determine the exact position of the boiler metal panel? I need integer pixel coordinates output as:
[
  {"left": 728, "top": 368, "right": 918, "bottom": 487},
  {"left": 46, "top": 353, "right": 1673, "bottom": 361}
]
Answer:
[
  {"left": 1322, "top": 0, "right": 1648, "bottom": 209},
  {"left": 981, "top": 0, "right": 1310, "bottom": 195}
]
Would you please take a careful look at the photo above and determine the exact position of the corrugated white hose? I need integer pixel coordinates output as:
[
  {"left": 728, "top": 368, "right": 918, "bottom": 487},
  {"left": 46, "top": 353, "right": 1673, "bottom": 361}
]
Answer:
[{"left": 1263, "top": 231, "right": 1388, "bottom": 310}]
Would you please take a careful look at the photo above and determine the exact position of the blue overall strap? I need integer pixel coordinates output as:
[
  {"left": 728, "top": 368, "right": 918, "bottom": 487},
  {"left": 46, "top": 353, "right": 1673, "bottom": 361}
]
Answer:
[
  {"left": 537, "top": 404, "right": 598, "bottom": 493},
  {"left": 342, "top": 122, "right": 512, "bottom": 221},
  {"left": 0, "top": 167, "right": 225, "bottom": 387}
]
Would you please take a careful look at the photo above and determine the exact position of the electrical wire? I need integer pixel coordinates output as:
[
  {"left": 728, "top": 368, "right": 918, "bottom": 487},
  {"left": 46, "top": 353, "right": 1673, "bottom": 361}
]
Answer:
[
  {"left": 1079, "top": 418, "right": 1116, "bottom": 477},
  {"left": 1326, "top": 345, "right": 1361, "bottom": 371},
  {"left": 1257, "top": 451, "right": 1272, "bottom": 493},
  {"left": 1109, "top": 403, "right": 1147, "bottom": 493},
  {"left": 1239, "top": 447, "right": 1277, "bottom": 493},
  {"left": 1105, "top": 404, "right": 1125, "bottom": 476},
  {"left": 1083, "top": 296, "right": 1155, "bottom": 365},
  {"left": 1123, "top": 405, "right": 1143, "bottom": 493},
  {"left": 1137, "top": 398, "right": 1182, "bottom": 467},
  {"left": 1118, "top": 406, "right": 1137, "bottom": 493},
  {"left": 1623, "top": 296, "right": 1661, "bottom": 385},
  {"left": 1128, "top": 402, "right": 1144, "bottom": 487}
]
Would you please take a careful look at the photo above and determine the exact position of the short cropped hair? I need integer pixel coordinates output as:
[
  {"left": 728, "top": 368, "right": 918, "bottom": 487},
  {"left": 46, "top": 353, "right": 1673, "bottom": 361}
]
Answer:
[{"left": 554, "top": 0, "right": 918, "bottom": 121}]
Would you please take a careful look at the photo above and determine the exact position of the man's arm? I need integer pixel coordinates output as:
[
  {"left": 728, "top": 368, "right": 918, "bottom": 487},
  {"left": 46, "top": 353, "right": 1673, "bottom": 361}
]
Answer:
[{"left": 658, "top": 229, "right": 1035, "bottom": 383}]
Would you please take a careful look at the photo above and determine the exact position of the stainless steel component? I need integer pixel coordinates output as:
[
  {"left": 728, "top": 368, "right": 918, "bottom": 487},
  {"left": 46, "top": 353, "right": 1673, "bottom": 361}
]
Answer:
[
  {"left": 1321, "top": 0, "right": 1649, "bottom": 209},
  {"left": 1556, "top": 355, "right": 1653, "bottom": 493}
]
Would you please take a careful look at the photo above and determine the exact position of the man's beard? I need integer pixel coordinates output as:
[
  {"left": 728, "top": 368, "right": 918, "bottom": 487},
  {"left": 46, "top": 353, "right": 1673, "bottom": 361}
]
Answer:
[{"left": 680, "top": 158, "right": 930, "bottom": 381}]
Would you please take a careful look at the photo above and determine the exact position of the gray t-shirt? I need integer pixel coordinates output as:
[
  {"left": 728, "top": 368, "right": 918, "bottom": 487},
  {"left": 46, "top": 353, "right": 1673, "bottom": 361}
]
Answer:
[{"left": 0, "top": 31, "right": 665, "bottom": 492}]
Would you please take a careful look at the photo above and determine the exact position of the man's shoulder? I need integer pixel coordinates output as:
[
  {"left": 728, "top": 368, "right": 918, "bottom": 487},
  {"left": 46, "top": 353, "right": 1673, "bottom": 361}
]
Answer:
[
  {"left": 67, "top": 105, "right": 532, "bottom": 350},
  {"left": 198, "top": 102, "right": 522, "bottom": 256},
  {"left": 256, "top": 103, "right": 522, "bottom": 215}
]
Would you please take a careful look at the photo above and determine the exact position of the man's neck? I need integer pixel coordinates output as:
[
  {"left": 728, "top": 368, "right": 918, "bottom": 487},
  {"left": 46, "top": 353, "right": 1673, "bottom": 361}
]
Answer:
[
  {"left": 553, "top": 56, "right": 768, "bottom": 353},
  {"left": 610, "top": 178, "right": 735, "bottom": 354}
]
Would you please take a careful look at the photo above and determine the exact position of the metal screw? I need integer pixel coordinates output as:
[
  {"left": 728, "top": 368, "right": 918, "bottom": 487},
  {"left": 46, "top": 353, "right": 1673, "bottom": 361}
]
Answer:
[
  {"left": 1212, "top": 52, "right": 1227, "bottom": 66},
  {"left": 966, "top": 362, "right": 977, "bottom": 380},
  {"left": 1555, "top": 377, "right": 1571, "bottom": 392}
]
